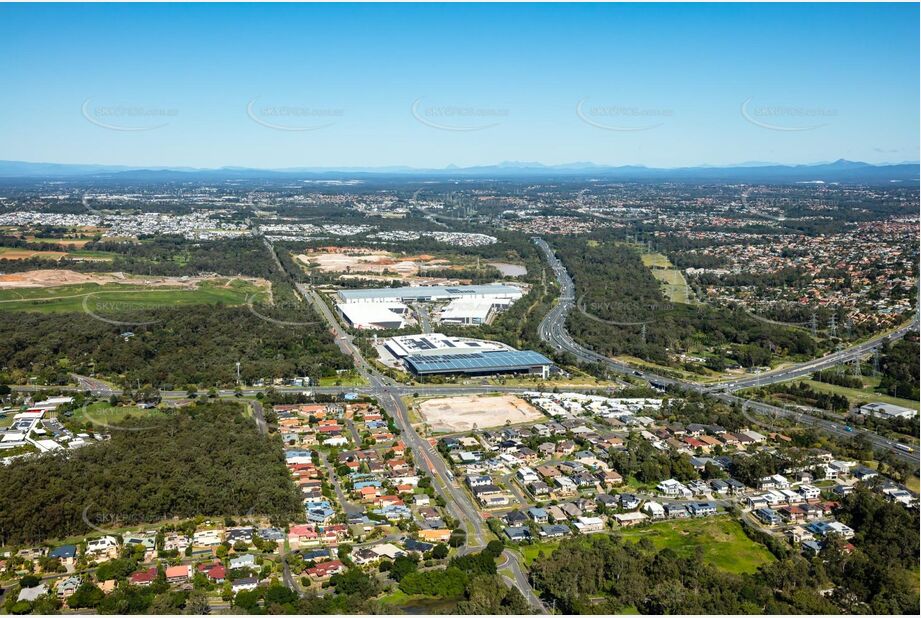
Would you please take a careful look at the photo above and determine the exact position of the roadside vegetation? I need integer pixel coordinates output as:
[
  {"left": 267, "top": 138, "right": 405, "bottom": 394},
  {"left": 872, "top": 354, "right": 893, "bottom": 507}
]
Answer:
[{"left": 0, "top": 401, "right": 301, "bottom": 546}]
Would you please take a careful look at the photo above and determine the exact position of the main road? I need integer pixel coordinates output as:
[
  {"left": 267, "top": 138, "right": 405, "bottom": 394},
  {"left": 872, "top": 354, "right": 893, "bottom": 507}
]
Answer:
[
  {"left": 532, "top": 237, "right": 919, "bottom": 465},
  {"left": 288, "top": 256, "right": 545, "bottom": 611}
]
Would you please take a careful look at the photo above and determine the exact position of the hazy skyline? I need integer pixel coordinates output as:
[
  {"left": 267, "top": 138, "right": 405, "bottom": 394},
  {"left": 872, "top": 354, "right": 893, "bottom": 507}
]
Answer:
[{"left": 1, "top": 2, "right": 918, "bottom": 169}]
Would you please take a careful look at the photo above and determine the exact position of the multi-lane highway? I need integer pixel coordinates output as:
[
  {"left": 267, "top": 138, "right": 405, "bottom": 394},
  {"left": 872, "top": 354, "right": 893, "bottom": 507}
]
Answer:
[{"left": 533, "top": 237, "right": 919, "bottom": 465}]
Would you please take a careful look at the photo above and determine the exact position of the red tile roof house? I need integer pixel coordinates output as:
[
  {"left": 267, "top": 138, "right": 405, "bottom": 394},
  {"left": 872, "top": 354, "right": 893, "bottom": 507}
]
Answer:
[
  {"left": 288, "top": 524, "right": 319, "bottom": 548},
  {"left": 376, "top": 495, "right": 404, "bottom": 508},
  {"left": 387, "top": 459, "right": 410, "bottom": 472},
  {"left": 306, "top": 560, "right": 345, "bottom": 579},
  {"left": 358, "top": 486, "right": 380, "bottom": 502},
  {"left": 323, "top": 524, "right": 349, "bottom": 539},
  {"left": 197, "top": 562, "right": 227, "bottom": 583},
  {"left": 129, "top": 567, "right": 158, "bottom": 587}
]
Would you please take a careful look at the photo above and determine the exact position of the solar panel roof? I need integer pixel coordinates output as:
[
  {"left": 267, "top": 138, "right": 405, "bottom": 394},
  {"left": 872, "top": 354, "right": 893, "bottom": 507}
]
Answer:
[{"left": 404, "top": 349, "right": 552, "bottom": 374}]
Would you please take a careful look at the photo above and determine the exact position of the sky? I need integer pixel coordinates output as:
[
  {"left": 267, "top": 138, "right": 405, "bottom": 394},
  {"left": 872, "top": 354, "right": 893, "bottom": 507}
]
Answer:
[{"left": 0, "top": 2, "right": 918, "bottom": 169}]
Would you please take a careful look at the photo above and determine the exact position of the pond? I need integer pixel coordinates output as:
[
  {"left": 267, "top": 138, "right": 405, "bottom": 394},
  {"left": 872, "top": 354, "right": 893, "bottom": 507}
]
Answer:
[{"left": 488, "top": 262, "right": 527, "bottom": 277}]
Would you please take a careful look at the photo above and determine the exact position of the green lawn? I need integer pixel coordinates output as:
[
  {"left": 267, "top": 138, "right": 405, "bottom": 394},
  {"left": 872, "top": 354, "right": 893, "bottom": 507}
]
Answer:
[
  {"left": 640, "top": 253, "right": 673, "bottom": 269},
  {"left": 798, "top": 378, "right": 919, "bottom": 411},
  {"left": 520, "top": 541, "right": 560, "bottom": 566},
  {"left": 0, "top": 279, "right": 267, "bottom": 313},
  {"left": 66, "top": 401, "right": 168, "bottom": 429},
  {"left": 317, "top": 373, "right": 366, "bottom": 387},
  {"left": 617, "top": 516, "right": 775, "bottom": 575},
  {"left": 640, "top": 251, "right": 695, "bottom": 304}
]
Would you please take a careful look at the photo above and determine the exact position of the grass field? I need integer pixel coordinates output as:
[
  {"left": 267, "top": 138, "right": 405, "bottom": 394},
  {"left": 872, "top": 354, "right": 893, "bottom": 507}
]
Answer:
[
  {"left": 317, "top": 373, "right": 366, "bottom": 387},
  {"left": 378, "top": 588, "right": 459, "bottom": 613},
  {"left": 0, "top": 279, "right": 267, "bottom": 313},
  {"left": 66, "top": 401, "right": 168, "bottom": 429},
  {"left": 798, "top": 377, "right": 919, "bottom": 411},
  {"left": 641, "top": 252, "right": 695, "bottom": 304},
  {"left": 617, "top": 516, "right": 775, "bottom": 574},
  {"left": 0, "top": 247, "right": 68, "bottom": 260},
  {"left": 520, "top": 541, "right": 560, "bottom": 566},
  {"left": 26, "top": 236, "right": 93, "bottom": 247},
  {"left": 640, "top": 252, "right": 673, "bottom": 269}
]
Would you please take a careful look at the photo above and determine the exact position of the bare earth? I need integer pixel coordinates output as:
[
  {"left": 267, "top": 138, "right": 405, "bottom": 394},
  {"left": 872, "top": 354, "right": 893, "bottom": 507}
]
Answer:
[
  {"left": 0, "top": 269, "right": 269, "bottom": 290},
  {"left": 296, "top": 247, "right": 450, "bottom": 279},
  {"left": 0, "top": 248, "right": 69, "bottom": 260},
  {"left": 417, "top": 394, "right": 544, "bottom": 432}
]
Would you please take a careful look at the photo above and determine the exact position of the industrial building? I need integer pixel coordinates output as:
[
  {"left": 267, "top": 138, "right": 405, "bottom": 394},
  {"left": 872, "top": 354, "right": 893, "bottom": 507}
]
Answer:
[
  {"left": 858, "top": 402, "right": 917, "bottom": 419},
  {"left": 337, "top": 284, "right": 523, "bottom": 305},
  {"left": 439, "top": 297, "right": 513, "bottom": 326},
  {"left": 382, "top": 333, "right": 551, "bottom": 377},
  {"left": 336, "top": 302, "right": 408, "bottom": 330},
  {"left": 384, "top": 333, "right": 507, "bottom": 358},
  {"left": 404, "top": 350, "right": 552, "bottom": 377}
]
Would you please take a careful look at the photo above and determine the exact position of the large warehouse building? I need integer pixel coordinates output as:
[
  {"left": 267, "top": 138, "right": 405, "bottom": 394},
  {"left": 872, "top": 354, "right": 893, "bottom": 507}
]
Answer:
[
  {"left": 337, "top": 284, "right": 523, "bottom": 304},
  {"left": 382, "top": 333, "right": 552, "bottom": 377},
  {"left": 404, "top": 350, "right": 552, "bottom": 377},
  {"left": 337, "top": 302, "right": 408, "bottom": 330}
]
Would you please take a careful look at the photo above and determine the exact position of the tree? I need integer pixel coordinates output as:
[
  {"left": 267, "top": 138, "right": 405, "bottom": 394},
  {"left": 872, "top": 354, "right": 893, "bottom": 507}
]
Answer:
[
  {"left": 68, "top": 583, "right": 104, "bottom": 609},
  {"left": 448, "top": 528, "right": 466, "bottom": 548},
  {"left": 184, "top": 590, "right": 211, "bottom": 615},
  {"left": 389, "top": 555, "right": 418, "bottom": 582},
  {"left": 264, "top": 584, "right": 298, "bottom": 606},
  {"left": 233, "top": 589, "right": 261, "bottom": 613},
  {"left": 485, "top": 540, "right": 505, "bottom": 558},
  {"left": 432, "top": 543, "right": 449, "bottom": 560}
]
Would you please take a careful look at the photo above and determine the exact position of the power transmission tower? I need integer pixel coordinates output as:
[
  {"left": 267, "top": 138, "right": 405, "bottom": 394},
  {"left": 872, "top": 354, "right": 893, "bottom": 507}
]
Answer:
[
  {"left": 851, "top": 357, "right": 862, "bottom": 377},
  {"left": 810, "top": 312, "right": 818, "bottom": 338},
  {"left": 640, "top": 323, "right": 647, "bottom": 344},
  {"left": 873, "top": 348, "right": 880, "bottom": 375},
  {"left": 828, "top": 315, "right": 837, "bottom": 338}
]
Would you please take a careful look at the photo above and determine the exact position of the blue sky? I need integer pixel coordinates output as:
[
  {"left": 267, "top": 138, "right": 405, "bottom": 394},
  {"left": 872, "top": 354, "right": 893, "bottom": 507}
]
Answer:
[{"left": 0, "top": 2, "right": 917, "bottom": 168}]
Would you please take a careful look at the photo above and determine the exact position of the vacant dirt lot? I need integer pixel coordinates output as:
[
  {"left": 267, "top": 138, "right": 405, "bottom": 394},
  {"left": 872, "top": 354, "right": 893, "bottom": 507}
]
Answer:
[
  {"left": 0, "top": 248, "right": 69, "bottom": 260},
  {"left": 417, "top": 394, "right": 544, "bottom": 432},
  {"left": 0, "top": 269, "right": 270, "bottom": 291},
  {"left": 296, "top": 247, "right": 453, "bottom": 279}
]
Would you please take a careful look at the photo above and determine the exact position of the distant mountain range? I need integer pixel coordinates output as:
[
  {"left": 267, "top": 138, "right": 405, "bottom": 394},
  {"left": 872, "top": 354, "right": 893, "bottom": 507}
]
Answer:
[{"left": 0, "top": 159, "right": 917, "bottom": 184}]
